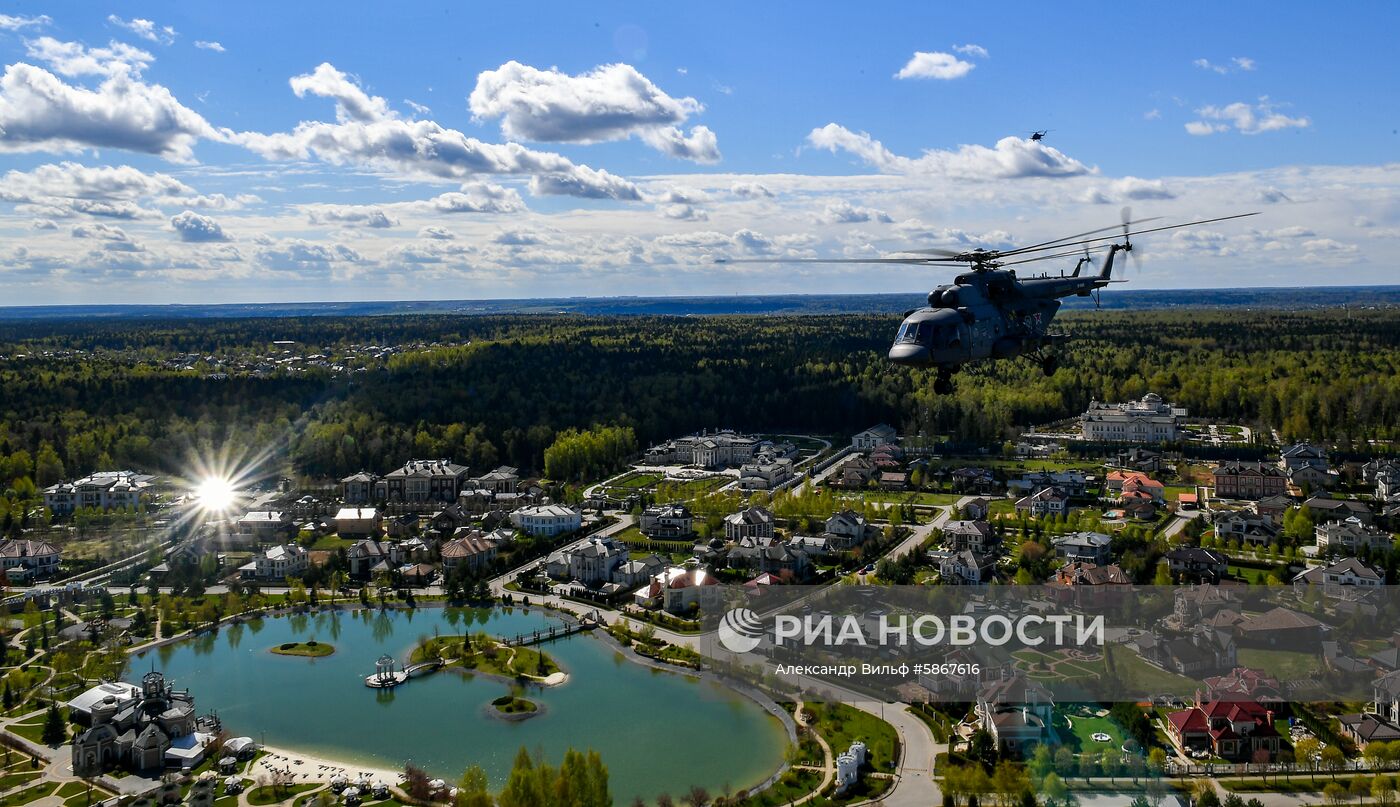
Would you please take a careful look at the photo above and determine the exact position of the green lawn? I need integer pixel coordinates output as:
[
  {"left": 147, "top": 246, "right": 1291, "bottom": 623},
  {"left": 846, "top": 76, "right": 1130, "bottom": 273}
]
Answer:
[
  {"left": 308, "top": 534, "right": 355, "bottom": 551},
  {"left": 1107, "top": 645, "right": 1199, "bottom": 693},
  {"left": 1055, "top": 708, "right": 1124, "bottom": 753},
  {"left": 803, "top": 703, "right": 900, "bottom": 772},
  {"left": 611, "top": 525, "right": 691, "bottom": 551},
  {"left": 832, "top": 490, "right": 962, "bottom": 506},
  {"left": 0, "top": 783, "right": 56, "bottom": 807},
  {"left": 988, "top": 499, "right": 1028, "bottom": 518},
  {"left": 657, "top": 476, "right": 730, "bottom": 498},
  {"left": 0, "top": 771, "right": 41, "bottom": 792},
  {"left": 1237, "top": 647, "right": 1325, "bottom": 681},
  {"left": 246, "top": 784, "right": 320, "bottom": 805},
  {"left": 735, "top": 768, "right": 823, "bottom": 807},
  {"left": 6, "top": 711, "right": 61, "bottom": 746},
  {"left": 604, "top": 472, "right": 664, "bottom": 490}
]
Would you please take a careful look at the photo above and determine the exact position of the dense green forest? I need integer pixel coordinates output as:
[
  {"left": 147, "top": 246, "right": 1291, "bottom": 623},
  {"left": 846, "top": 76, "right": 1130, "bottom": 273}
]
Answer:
[{"left": 0, "top": 307, "right": 1396, "bottom": 493}]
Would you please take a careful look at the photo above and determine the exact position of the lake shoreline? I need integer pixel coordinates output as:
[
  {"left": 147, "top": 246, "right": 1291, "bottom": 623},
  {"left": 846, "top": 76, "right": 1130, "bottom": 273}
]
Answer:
[{"left": 134, "top": 600, "right": 793, "bottom": 799}]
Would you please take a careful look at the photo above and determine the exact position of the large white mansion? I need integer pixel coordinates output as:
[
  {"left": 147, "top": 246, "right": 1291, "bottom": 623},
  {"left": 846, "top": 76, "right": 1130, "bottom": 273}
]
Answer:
[
  {"left": 1081, "top": 393, "right": 1186, "bottom": 442},
  {"left": 43, "top": 470, "right": 158, "bottom": 514}
]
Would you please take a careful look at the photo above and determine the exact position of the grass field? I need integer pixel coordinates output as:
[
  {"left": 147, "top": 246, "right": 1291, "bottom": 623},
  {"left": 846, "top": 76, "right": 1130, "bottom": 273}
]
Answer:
[
  {"left": 308, "top": 534, "right": 355, "bottom": 551},
  {"left": 604, "top": 471, "right": 664, "bottom": 490},
  {"left": 1012, "top": 648, "right": 1102, "bottom": 683},
  {"left": 737, "top": 769, "right": 823, "bottom": 806},
  {"left": 246, "top": 784, "right": 320, "bottom": 805},
  {"left": 1055, "top": 708, "right": 1125, "bottom": 753},
  {"left": 1237, "top": 648, "right": 1325, "bottom": 681},
  {"left": 803, "top": 703, "right": 900, "bottom": 772},
  {"left": 0, "top": 783, "right": 57, "bottom": 807}
]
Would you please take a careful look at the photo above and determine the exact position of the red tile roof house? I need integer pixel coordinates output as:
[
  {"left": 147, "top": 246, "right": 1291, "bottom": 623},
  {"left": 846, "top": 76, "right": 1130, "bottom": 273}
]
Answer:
[
  {"left": 1202, "top": 668, "right": 1283, "bottom": 709},
  {"left": 1167, "top": 698, "right": 1282, "bottom": 761}
]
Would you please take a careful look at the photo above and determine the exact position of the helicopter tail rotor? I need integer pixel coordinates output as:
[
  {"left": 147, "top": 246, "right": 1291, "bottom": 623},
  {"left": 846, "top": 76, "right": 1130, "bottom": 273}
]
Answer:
[{"left": 1120, "top": 206, "right": 1141, "bottom": 274}]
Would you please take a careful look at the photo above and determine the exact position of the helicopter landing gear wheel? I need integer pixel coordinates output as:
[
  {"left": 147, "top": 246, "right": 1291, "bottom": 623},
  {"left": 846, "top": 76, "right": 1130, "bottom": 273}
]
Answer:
[
  {"left": 1041, "top": 355, "right": 1059, "bottom": 377},
  {"left": 934, "top": 370, "right": 954, "bottom": 395}
]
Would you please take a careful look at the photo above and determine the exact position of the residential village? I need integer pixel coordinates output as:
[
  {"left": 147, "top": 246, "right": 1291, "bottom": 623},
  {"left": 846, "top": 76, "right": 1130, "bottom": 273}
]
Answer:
[{"left": 3, "top": 393, "right": 1400, "bottom": 807}]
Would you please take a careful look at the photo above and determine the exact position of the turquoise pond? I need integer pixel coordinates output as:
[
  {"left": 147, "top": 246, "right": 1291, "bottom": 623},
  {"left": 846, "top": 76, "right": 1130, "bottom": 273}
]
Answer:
[{"left": 137, "top": 606, "right": 787, "bottom": 803}]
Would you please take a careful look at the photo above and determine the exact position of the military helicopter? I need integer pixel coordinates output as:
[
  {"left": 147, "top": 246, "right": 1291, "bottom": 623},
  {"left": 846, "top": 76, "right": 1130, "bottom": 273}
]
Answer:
[
  {"left": 1029, "top": 129, "right": 1052, "bottom": 142},
  {"left": 723, "top": 209, "right": 1257, "bottom": 393}
]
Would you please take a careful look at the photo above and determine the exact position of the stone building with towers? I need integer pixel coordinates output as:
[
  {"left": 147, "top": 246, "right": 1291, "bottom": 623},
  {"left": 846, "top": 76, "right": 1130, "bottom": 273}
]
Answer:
[{"left": 69, "top": 671, "right": 205, "bottom": 776}]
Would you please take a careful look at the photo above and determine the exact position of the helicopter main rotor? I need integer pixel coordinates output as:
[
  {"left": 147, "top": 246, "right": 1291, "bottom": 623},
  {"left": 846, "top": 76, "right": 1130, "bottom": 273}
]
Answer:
[{"left": 716, "top": 210, "right": 1260, "bottom": 272}]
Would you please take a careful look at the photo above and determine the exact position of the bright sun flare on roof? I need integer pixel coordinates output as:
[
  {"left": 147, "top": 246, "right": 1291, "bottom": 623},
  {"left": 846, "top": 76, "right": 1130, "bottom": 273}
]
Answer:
[{"left": 194, "top": 475, "right": 238, "bottom": 513}]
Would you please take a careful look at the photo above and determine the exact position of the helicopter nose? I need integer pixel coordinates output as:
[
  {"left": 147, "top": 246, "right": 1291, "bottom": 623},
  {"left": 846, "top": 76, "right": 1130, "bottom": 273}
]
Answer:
[{"left": 888, "top": 343, "right": 930, "bottom": 365}]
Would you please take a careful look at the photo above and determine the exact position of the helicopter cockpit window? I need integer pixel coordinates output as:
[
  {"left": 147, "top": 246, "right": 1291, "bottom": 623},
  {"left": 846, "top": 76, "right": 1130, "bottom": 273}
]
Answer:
[
  {"left": 896, "top": 321, "right": 920, "bottom": 343},
  {"left": 915, "top": 321, "right": 933, "bottom": 345}
]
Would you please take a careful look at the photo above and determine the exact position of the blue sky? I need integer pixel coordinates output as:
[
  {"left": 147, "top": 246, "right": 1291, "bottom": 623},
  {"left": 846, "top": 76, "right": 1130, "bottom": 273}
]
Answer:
[{"left": 0, "top": 1, "right": 1397, "bottom": 304}]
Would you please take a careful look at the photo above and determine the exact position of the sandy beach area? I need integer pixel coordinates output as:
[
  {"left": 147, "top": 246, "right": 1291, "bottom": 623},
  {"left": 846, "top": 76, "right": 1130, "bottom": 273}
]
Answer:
[{"left": 250, "top": 744, "right": 406, "bottom": 789}]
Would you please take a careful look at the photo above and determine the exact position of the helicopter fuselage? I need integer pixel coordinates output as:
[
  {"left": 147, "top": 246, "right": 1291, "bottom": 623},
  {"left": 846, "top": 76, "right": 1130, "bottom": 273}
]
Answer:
[{"left": 888, "top": 244, "right": 1123, "bottom": 372}]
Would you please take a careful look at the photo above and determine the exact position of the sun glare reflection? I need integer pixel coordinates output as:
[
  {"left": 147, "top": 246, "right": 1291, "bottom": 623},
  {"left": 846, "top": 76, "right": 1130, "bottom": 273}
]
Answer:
[{"left": 194, "top": 475, "right": 239, "bottom": 514}]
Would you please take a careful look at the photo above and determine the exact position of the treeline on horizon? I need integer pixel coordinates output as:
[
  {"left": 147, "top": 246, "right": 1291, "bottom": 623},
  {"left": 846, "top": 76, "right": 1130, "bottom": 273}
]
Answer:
[{"left": 0, "top": 307, "right": 1396, "bottom": 492}]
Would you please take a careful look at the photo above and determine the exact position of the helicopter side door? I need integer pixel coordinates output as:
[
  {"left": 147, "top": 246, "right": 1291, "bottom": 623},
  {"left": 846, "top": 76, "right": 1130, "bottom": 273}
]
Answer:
[{"left": 963, "top": 303, "right": 1003, "bottom": 360}]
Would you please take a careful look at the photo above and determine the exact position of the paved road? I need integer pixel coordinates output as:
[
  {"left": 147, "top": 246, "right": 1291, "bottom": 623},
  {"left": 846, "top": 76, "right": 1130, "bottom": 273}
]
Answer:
[{"left": 1160, "top": 513, "right": 1190, "bottom": 541}]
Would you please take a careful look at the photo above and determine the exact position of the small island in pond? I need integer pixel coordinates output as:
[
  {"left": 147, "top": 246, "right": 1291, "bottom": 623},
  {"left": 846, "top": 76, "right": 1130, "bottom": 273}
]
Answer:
[
  {"left": 271, "top": 640, "right": 335, "bottom": 657},
  {"left": 491, "top": 694, "right": 540, "bottom": 717},
  {"left": 411, "top": 634, "right": 564, "bottom": 684}
]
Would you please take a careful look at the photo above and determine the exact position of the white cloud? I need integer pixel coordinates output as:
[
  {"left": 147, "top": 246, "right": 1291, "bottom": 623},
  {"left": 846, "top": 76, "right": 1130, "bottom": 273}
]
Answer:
[
  {"left": 468, "top": 60, "right": 719, "bottom": 162},
  {"left": 24, "top": 37, "right": 154, "bottom": 78},
  {"left": 659, "top": 203, "right": 707, "bottom": 221},
  {"left": 107, "top": 15, "right": 176, "bottom": 45},
  {"left": 0, "top": 63, "right": 219, "bottom": 160},
  {"left": 895, "top": 51, "right": 974, "bottom": 80},
  {"left": 638, "top": 124, "right": 720, "bottom": 163},
  {"left": 494, "top": 229, "right": 546, "bottom": 246},
  {"left": 305, "top": 205, "right": 397, "bottom": 228},
  {"left": 0, "top": 162, "right": 256, "bottom": 222},
  {"left": 0, "top": 162, "right": 189, "bottom": 202},
  {"left": 730, "top": 181, "right": 774, "bottom": 199},
  {"left": 1186, "top": 98, "right": 1309, "bottom": 135},
  {"left": 404, "top": 99, "right": 431, "bottom": 117},
  {"left": 807, "top": 124, "right": 1092, "bottom": 178},
  {"left": 231, "top": 62, "right": 645, "bottom": 200},
  {"left": 1193, "top": 58, "right": 1229, "bottom": 75},
  {"left": 0, "top": 14, "right": 50, "bottom": 30},
  {"left": 817, "top": 199, "right": 892, "bottom": 224},
  {"left": 428, "top": 182, "right": 527, "bottom": 213},
  {"left": 256, "top": 239, "right": 361, "bottom": 273},
  {"left": 1079, "top": 176, "right": 1177, "bottom": 203},
  {"left": 1143, "top": 109, "right": 1162, "bottom": 121},
  {"left": 194, "top": 41, "right": 225, "bottom": 53},
  {"left": 30, "top": 218, "right": 57, "bottom": 230},
  {"left": 952, "top": 44, "right": 989, "bottom": 59},
  {"left": 289, "top": 62, "right": 391, "bottom": 124},
  {"left": 1194, "top": 56, "right": 1257, "bottom": 75},
  {"left": 71, "top": 221, "right": 131, "bottom": 241},
  {"left": 298, "top": 182, "right": 525, "bottom": 226},
  {"left": 170, "top": 210, "right": 229, "bottom": 242},
  {"left": 1185, "top": 121, "right": 1227, "bottom": 136},
  {"left": 528, "top": 166, "right": 643, "bottom": 200},
  {"left": 418, "top": 226, "right": 455, "bottom": 240}
]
